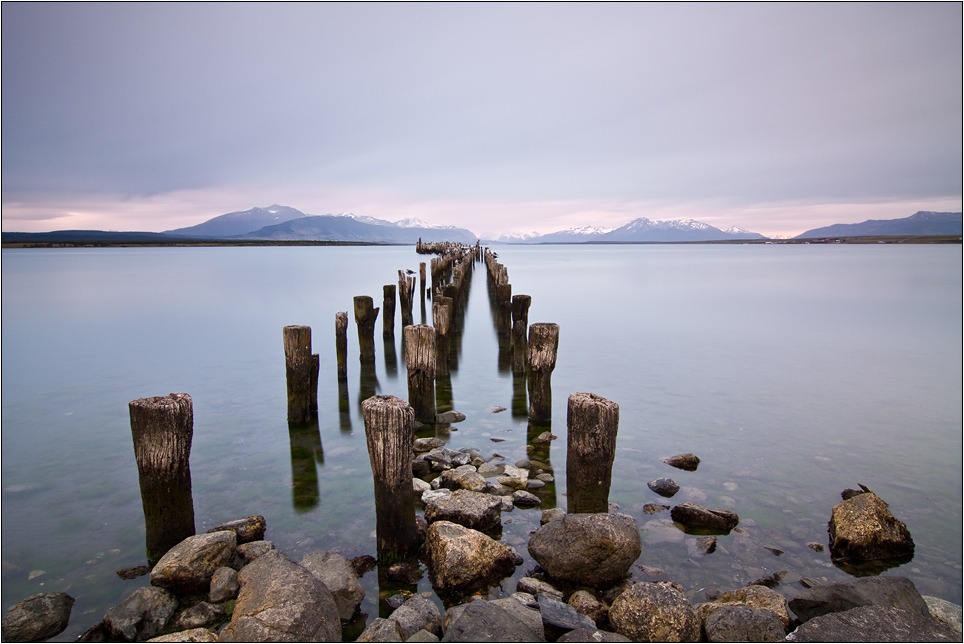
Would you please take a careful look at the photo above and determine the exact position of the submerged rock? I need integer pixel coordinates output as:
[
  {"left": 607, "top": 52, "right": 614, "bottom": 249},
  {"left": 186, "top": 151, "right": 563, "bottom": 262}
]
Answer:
[
  {"left": 670, "top": 502, "right": 739, "bottom": 533},
  {"left": 828, "top": 492, "right": 914, "bottom": 562},
  {"left": 647, "top": 478, "right": 680, "bottom": 498},
  {"left": 664, "top": 453, "right": 700, "bottom": 471},
  {"left": 1, "top": 592, "right": 75, "bottom": 643},
  {"left": 528, "top": 513, "right": 641, "bottom": 588}
]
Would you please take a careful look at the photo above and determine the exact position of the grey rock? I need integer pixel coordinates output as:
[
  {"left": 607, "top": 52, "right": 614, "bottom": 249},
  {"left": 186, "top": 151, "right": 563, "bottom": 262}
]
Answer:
[
  {"left": 406, "top": 629, "right": 441, "bottom": 642},
  {"left": 451, "top": 452, "right": 472, "bottom": 467},
  {"left": 219, "top": 550, "right": 340, "bottom": 642},
  {"left": 647, "top": 478, "right": 680, "bottom": 497},
  {"left": 146, "top": 628, "right": 219, "bottom": 642},
  {"left": 169, "top": 602, "right": 225, "bottom": 632},
  {"left": 711, "top": 584, "right": 790, "bottom": 631},
  {"left": 498, "top": 466, "right": 530, "bottom": 490},
  {"left": 828, "top": 492, "right": 914, "bottom": 562},
  {"left": 517, "top": 577, "right": 564, "bottom": 602},
  {"left": 150, "top": 531, "right": 239, "bottom": 595},
  {"left": 390, "top": 594, "right": 442, "bottom": 638},
  {"left": 609, "top": 582, "right": 699, "bottom": 642},
  {"left": 785, "top": 604, "right": 956, "bottom": 642},
  {"left": 439, "top": 465, "right": 487, "bottom": 493},
  {"left": 664, "top": 453, "right": 700, "bottom": 471},
  {"left": 300, "top": 551, "right": 366, "bottom": 622},
  {"left": 357, "top": 617, "right": 405, "bottom": 642},
  {"left": 538, "top": 594, "right": 597, "bottom": 641},
  {"left": 486, "top": 482, "right": 515, "bottom": 496},
  {"left": 788, "top": 576, "right": 929, "bottom": 624},
  {"left": 541, "top": 508, "right": 566, "bottom": 525},
  {"left": 425, "top": 521, "right": 517, "bottom": 593},
  {"left": 670, "top": 502, "right": 739, "bottom": 532},
  {"left": 237, "top": 539, "right": 274, "bottom": 563},
  {"left": 206, "top": 515, "right": 266, "bottom": 544},
  {"left": 526, "top": 479, "right": 546, "bottom": 490},
  {"left": 489, "top": 597, "right": 545, "bottom": 640},
  {"left": 422, "top": 488, "right": 452, "bottom": 504},
  {"left": 441, "top": 600, "right": 543, "bottom": 642},
  {"left": 414, "top": 478, "right": 432, "bottom": 495},
  {"left": 477, "top": 463, "right": 505, "bottom": 478},
  {"left": 512, "top": 490, "right": 542, "bottom": 506},
  {"left": 414, "top": 437, "right": 445, "bottom": 452},
  {"left": 104, "top": 586, "right": 178, "bottom": 642},
  {"left": 923, "top": 596, "right": 963, "bottom": 640},
  {"left": 1, "top": 592, "right": 75, "bottom": 643},
  {"left": 703, "top": 605, "right": 784, "bottom": 642},
  {"left": 528, "top": 513, "right": 641, "bottom": 588},
  {"left": 510, "top": 592, "right": 540, "bottom": 610},
  {"left": 208, "top": 566, "right": 240, "bottom": 603},
  {"left": 556, "top": 629, "right": 631, "bottom": 642},
  {"left": 436, "top": 411, "right": 466, "bottom": 424},
  {"left": 568, "top": 590, "right": 608, "bottom": 627}
]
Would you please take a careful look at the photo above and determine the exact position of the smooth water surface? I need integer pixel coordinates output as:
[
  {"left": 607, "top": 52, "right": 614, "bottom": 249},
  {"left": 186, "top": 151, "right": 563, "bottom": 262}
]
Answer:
[{"left": 2, "top": 244, "right": 961, "bottom": 639}]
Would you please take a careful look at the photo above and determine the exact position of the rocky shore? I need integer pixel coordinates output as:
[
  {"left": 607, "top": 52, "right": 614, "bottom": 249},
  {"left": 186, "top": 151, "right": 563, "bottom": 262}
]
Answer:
[{"left": 3, "top": 447, "right": 962, "bottom": 642}]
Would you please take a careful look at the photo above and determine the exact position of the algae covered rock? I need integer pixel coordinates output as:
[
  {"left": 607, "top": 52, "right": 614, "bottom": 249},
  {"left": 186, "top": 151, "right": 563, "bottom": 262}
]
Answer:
[
  {"left": 828, "top": 491, "right": 914, "bottom": 562},
  {"left": 609, "top": 582, "right": 699, "bottom": 642}
]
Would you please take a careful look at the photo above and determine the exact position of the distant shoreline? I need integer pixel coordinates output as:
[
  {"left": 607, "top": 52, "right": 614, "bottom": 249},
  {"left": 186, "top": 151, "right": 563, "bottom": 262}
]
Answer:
[{"left": 2, "top": 234, "right": 961, "bottom": 249}]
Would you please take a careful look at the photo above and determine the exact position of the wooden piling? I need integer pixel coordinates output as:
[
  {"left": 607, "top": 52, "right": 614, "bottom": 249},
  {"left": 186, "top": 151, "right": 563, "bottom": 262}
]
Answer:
[
  {"left": 527, "top": 323, "right": 559, "bottom": 422},
  {"left": 433, "top": 296, "right": 453, "bottom": 376},
  {"left": 511, "top": 295, "right": 531, "bottom": 374},
  {"left": 566, "top": 392, "right": 619, "bottom": 514},
  {"left": 398, "top": 270, "right": 415, "bottom": 327},
  {"left": 284, "top": 325, "right": 314, "bottom": 423},
  {"left": 129, "top": 393, "right": 196, "bottom": 564},
  {"left": 419, "top": 262, "right": 426, "bottom": 297},
  {"left": 362, "top": 395, "right": 418, "bottom": 560},
  {"left": 404, "top": 324, "right": 437, "bottom": 424},
  {"left": 354, "top": 296, "right": 379, "bottom": 364},
  {"left": 383, "top": 284, "right": 396, "bottom": 338},
  {"left": 335, "top": 312, "right": 348, "bottom": 380}
]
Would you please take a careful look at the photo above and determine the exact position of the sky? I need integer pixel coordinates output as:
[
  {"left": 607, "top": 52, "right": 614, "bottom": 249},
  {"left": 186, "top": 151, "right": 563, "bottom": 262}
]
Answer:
[{"left": 2, "top": 3, "right": 961, "bottom": 239}]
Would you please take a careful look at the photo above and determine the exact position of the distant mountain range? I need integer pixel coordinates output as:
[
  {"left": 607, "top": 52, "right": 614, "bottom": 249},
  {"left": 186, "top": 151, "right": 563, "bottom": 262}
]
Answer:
[
  {"left": 795, "top": 211, "right": 962, "bottom": 239},
  {"left": 488, "top": 218, "right": 766, "bottom": 243}
]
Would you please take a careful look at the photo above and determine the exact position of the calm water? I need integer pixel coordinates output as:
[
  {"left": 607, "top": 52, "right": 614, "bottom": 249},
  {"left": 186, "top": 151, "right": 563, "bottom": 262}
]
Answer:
[{"left": 2, "top": 244, "right": 961, "bottom": 639}]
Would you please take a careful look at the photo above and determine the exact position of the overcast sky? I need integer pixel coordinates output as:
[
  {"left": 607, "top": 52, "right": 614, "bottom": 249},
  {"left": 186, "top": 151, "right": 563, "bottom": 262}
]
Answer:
[{"left": 2, "top": 3, "right": 961, "bottom": 237}]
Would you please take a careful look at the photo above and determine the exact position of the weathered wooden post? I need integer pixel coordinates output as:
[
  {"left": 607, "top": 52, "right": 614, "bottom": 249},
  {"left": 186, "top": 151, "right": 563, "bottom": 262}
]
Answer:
[
  {"left": 354, "top": 296, "right": 379, "bottom": 364},
  {"left": 284, "top": 325, "right": 314, "bottom": 423},
  {"left": 383, "top": 285, "right": 396, "bottom": 338},
  {"left": 433, "top": 296, "right": 453, "bottom": 376},
  {"left": 511, "top": 295, "right": 531, "bottom": 374},
  {"left": 335, "top": 312, "right": 348, "bottom": 380},
  {"left": 566, "top": 393, "right": 619, "bottom": 514},
  {"left": 362, "top": 395, "right": 418, "bottom": 560},
  {"left": 419, "top": 262, "right": 426, "bottom": 299},
  {"left": 404, "top": 324, "right": 437, "bottom": 424},
  {"left": 398, "top": 271, "right": 415, "bottom": 327},
  {"left": 129, "top": 393, "right": 195, "bottom": 564},
  {"left": 527, "top": 323, "right": 559, "bottom": 423}
]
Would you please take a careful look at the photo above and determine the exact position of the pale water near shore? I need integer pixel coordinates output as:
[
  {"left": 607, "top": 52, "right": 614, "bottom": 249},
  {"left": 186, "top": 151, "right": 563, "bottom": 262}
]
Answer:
[{"left": 2, "top": 244, "right": 961, "bottom": 640}]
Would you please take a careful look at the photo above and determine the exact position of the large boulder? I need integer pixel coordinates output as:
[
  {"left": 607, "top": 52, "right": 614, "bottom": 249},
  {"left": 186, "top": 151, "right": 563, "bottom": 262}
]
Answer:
[
  {"left": 785, "top": 604, "right": 956, "bottom": 642},
  {"left": 702, "top": 605, "right": 785, "bottom": 642},
  {"left": 537, "top": 594, "right": 597, "bottom": 641},
  {"left": 828, "top": 492, "right": 914, "bottom": 562},
  {"left": 103, "top": 586, "right": 178, "bottom": 642},
  {"left": 218, "top": 550, "right": 340, "bottom": 642},
  {"left": 923, "top": 596, "right": 963, "bottom": 640},
  {"left": 147, "top": 628, "right": 219, "bottom": 642},
  {"left": 609, "top": 582, "right": 700, "bottom": 642},
  {"left": 527, "top": 513, "right": 641, "bottom": 588},
  {"left": 300, "top": 551, "right": 365, "bottom": 622},
  {"left": 207, "top": 515, "right": 266, "bottom": 544},
  {"left": 788, "top": 576, "right": 929, "bottom": 624},
  {"left": 424, "top": 489, "right": 503, "bottom": 531},
  {"left": 710, "top": 584, "right": 790, "bottom": 631},
  {"left": 150, "top": 531, "right": 238, "bottom": 595},
  {"left": 670, "top": 503, "right": 739, "bottom": 533},
  {"left": 441, "top": 600, "right": 544, "bottom": 642},
  {"left": 389, "top": 594, "right": 442, "bottom": 639},
  {"left": 425, "top": 521, "right": 517, "bottom": 593},
  {"left": 1, "top": 592, "right": 75, "bottom": 642}
]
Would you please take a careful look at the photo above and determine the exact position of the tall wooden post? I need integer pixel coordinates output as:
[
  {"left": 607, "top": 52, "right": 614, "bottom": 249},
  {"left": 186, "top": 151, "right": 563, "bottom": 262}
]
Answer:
[
  {"left": 398, "top": 271, "right": 415, "bottom": 327},
  {"left": 383, "top": 285, "right": 396, "bottom": 338},
  {"left": 129, "top": 393, "right": 195, "bottom": 564},
  {"left": 433, "top": 296, "right": 453, "bottom": 376},
  {"left": 527, "top": 323, "right": 559, "bottom": 423},
  {"left": 419, "top": 262, "right": 427, "bottom": 299},
  {"left": 284, "top": 325, "right": 314, "bottom": 423},
  {"left": 335, "top": 312, "right": 348, "bottom": 380},
  {"left": 511, "top": 295, "right": 531, "bottom": 374},
  {"left": 404, "top": 324, "right": 437, "bottom": 424},
  {"left": 566, "top": 393, "right": 619, "bottom": 514},
  {"left": 354, "top": 296, "right": 379, "bottom": 364},
  {"left": 362, "top": 395, "right": 418, "bottom": 561}
]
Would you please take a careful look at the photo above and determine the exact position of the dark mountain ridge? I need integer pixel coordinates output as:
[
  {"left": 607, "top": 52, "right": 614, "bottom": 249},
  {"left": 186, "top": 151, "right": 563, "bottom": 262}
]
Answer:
[{"left": 796, "top": 211, "right": 962, "bottom": 239}]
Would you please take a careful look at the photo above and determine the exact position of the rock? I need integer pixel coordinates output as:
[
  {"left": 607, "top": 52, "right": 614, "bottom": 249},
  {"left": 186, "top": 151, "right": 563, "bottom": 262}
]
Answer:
[
  {"left": 528, "top": 513, "right": 641, "bottom": 588},
  {"left": 237, "top": 539, "right": 274, "bottom": 563},
  {"left": 807, "top": 542, "right": 824, "bottom": 552},
  {"left": 146, "top": 627, "right": 219, "bottom": 642},
  {"left": 208, "top": 566, "right": 240, "bottom": 603},
  {"left": 517, "top": 577, "right": 564, "bottom": 601},
  {"left": 300, "top": 551, "right": 365, "bottom": 622},
  {"left": 436, "top": 411, "right": 466, "bottom": 424},
  {"left": 924, "top": 596, "right": 963, "bottom": 640},
  {"left": 556, "top": 629, "right": 631, "bottom": 642},
  {"left": 425, "top": 490, "right": 503, "bottom": 531},
  {"left": 451, "top": 452, "right": 472, "bottom": 467},
  {"left": 103, "top": 586, "right": 178, "bottom": 642},
  {"left": 1, "top": 592, "right": 75, "bottom": 642},
  {"left": 498, "top": 495, "right": 514, "bottom": 512},
  {"left": 357, "top": 616, "right": 405, "bottom": 642},
  {"left": 670, "top": 503, "right": 739, "bottom": 532},
  {"left": 219, "top": 550, "right": 340, "bottom": 642},
  {"left": 414, "top": 478, "right": 432, "bottom": 495},
  {"left": 568, "top": 590, "right": 608, "bottom": 627},
  {"left": 647, "top": 478, "right": 680, "bottom": 498},
  {"left": 387, "top": 561, "right": 423, "bottom": 585},
  {"left": 512, "top": 490, "right": 542, "bottom": 506},
  {"left": 150, "top": 531, "right": 239, "bottom": 595},
  {"left": 206, "top": 515, "right": 266, "bottom": 544},
  {"left": 643, "top": 503, "right": 670, "bottom": 514},
  {"left": 439, "top": 465, "right": 487, "bottom": 493},
  {"left": 489, "top": 596, "right": 545, "bottom": 640},
  {"left": 390, "top": 594, "right": 442, "bottom": 638},
  {"left": 714, "top": 584, "right": 790, "bottom": 631},
  {"left": 664, "top": 453, "right": 700, "bottom": 471},
  {"left": 532, "top": 431, "right": 556, "bottom": 444},
  {"left": 526, "top": 479, "right": 546, "bottom": 490},
  {"left": 117, "top": 565, "right": 151, "bottom": 580},
  {"left": 538, "top": 594, "right": 597, "bottom": 640},
  {"left": 407, "top": 629, "right": 441, "bottom": 642},
  {"left": 477, "top": 463, "right": 505, "bottom": 478},
  {"left": 169, "top": 602, "right": 225, "bottom": 632},
  {"left": 541, "top": 508, "right": 566, "bottom": 525},
  {"left": 425, "top": 521, "right": 517, "bottom": 592},
  {"left": 441, "top": 600, "right": 543, "bottom": 642},
  {"left": 788, "top": 576, "right": 930, "bottom": 624},
  {"left": 785, "top": 604, "right": 957, "bottom": 642},
  {"left": 609, "top": 582, "right": 700, "bottom": 642},
  {"left": 412, "top": 455, "right": 434, "bottom": 478},
  {"left": 828, "top": 492, "right": 914, "bottom": 562},
  {"left": 703, "top": 605, "right": 785, "bottom": 642},
  {"left": 352, "top": 554, "right": 378, "bottom": 577},
  {"left": 423, "top": 488, "right": 453, "bottom": 504},
  {"left": 424, "top": 450, "right": 454, "bottom": 472},
  {"left": 498, "top": 465, "right": 530, "bottom": 490},
  {"left": 415, "top": 437, "right": 445, "bottom": 452}
]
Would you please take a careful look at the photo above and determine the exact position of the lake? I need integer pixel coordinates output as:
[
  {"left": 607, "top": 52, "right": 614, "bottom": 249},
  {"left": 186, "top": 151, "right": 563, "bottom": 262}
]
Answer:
[{"left": 1, "top": 243, "right": 961, "bottom": 640}]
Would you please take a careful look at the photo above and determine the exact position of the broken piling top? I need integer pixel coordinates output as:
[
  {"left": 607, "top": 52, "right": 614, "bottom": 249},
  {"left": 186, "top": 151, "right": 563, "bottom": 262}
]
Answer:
[
  {"left": 353, "top": 296, "right": 379, "bottom": 363},
  {"left": 335, "top": 312, "right": 348, "bottom": 379},
  {"left": 283, "top": 325, "right": 316, "bottom": 423},
  {"left": 528, "top": 323, "right": 560, "bottom": 372},
  {"left": 404, "top": 324, "right": 437, "bottom": 423},
  {"left": 566, "top": 392, "right": 620, "bottom": 514}
]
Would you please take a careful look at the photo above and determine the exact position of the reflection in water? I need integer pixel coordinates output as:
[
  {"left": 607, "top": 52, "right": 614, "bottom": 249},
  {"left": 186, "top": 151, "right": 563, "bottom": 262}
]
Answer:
[
  {"left": 527, "top": 420, "right": 557, "bottom": 510},
  {"left": 288, "top": 420, "right": 324, "bottom": 513},
  {"left": 383, "top": 333, "right": 398, "bottom": 378},
  {"left": 512, "top": 370, "right": 528, "bottom": 419},
  {"left": 436, "top": 370, "right": 453, "bottom": 416},
  {"left": 358, "top": 361, "right": 380, "bottom": 410},
  {"left": 338, "top": 379, "right": 352, "bottom": 433}
]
